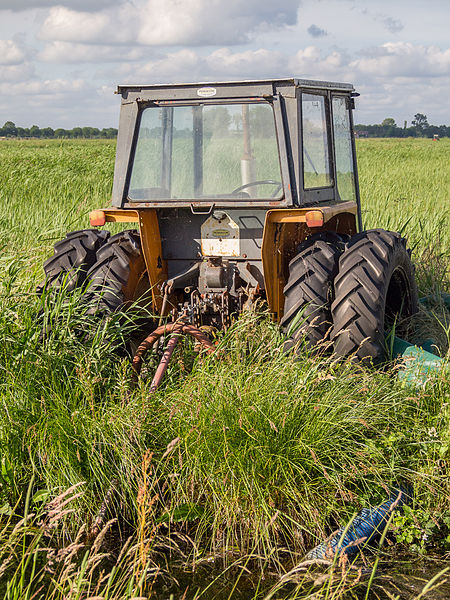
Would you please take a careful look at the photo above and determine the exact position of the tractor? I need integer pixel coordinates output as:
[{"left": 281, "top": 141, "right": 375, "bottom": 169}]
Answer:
[{"left": 41, "top": 78, "right": 418, "bottom": 364}]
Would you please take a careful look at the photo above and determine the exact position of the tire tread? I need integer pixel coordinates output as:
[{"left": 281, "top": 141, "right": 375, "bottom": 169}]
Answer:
[
  {"left": 281, "top": 232, "right": 346, "bottom": 350},
  {"left": 83, "top": 230, "right": 143, "bottom": 315},
  {"left": 38, "top": 229, "right": 110, "bottom": 293},
  {"left": 331, "top": 229, "right": 418, "bottom": 363}
]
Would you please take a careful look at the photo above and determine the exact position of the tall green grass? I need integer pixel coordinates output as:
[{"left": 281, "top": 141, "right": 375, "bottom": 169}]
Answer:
[
  {"left": 0, "top": 272, "right": 448, "bottom": 550},
  {"left": 0, "top": 138, "right": 449, "bottom": 597},
  {"left": 358, "top": 138, "right": 449, "bottom": 295},
  {"left": 0, "top": 139, "right": 115, "bottom": 266},
  {"left": 2, "top": 479, "right": 448, "bottom": 599}
]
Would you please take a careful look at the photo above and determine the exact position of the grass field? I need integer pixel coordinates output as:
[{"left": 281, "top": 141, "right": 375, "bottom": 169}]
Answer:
[{"left": 0, "top": 138, "right": 448, "bottom": 599}]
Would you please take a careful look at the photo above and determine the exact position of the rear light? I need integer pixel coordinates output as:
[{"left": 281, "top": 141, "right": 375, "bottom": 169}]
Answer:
[
  {"left": 305, "top": 210, "right": 324, "bottom": 228},
  {"left": 89, "top": 210, "right": 106, "bottom": 227}
]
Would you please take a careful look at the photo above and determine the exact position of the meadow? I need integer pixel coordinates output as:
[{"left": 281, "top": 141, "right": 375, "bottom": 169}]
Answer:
[{"left": 0, "top": 138, "right": 448, "bottom": 599}]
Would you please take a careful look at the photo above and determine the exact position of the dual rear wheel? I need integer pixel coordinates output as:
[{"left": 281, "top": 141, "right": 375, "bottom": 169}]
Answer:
[
  {"left": 39, "top": 228, "right": 149, "bottom": 315},
  {"left": 281, "top": 229, "right": 418, "bottom": 364}
]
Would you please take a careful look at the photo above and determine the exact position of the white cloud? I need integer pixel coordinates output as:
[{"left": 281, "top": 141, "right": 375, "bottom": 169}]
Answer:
[
  {"left": 136, "top": 0, "right": 300, "bottom": 46},
  {"left": 38, "top": 41, "right": 147, "bottom": 63},
  {"left": 118, "top": 47, "right": 286, "bottom": 82},
  {"left": 0, "top": 63, "right": 34, "bottom": 82},
  {"left": 287, "top": 42, "right": 450, "bottom": 85},
  {"left": 0, "top": 39, "right": 28, "bottom": 65},
  {"left": 116, "top": 42, "right": 450, "bottom": 88},
  {"left": 291, "top": 46, "right": 350, "bottom": 78},
  {"left": 0, "top": 76, "right": 111, "bottom": 128},
  {"left": 351, "top": 42, "right": 450, "bottom": 78},
  {"left": 39, "top": 6, "right": 130, "bottom": 45},
  {"left": 0, "top": 78, "right": 88, "bottom": 96},
  {"left": 0, "top": 0, "right": 122, "bottom": 12},
  {"left": 206, "top": 48, "right": 285, "bottom": 77},
  {"left": 39, "top": 0, "right": 300, "bottom": 46}
]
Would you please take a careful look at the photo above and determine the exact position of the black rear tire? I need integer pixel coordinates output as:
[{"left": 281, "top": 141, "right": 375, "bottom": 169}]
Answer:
[
  {"left": 331, "top": 229, "right": 418, "bottom": 364},
  {"left": 38, "top": 229, "right": 110, "bottom": 294},
  {"left": 82, "top": 230, "right": 148, "bottom": 316},
  {"left": 280, "top": 232, "right": 347, "bottom": 352}
]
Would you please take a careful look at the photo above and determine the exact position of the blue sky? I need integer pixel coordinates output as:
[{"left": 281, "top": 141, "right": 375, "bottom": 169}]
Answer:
[{"left": 0, "top": 0, "right": 448, "bottom": 128}]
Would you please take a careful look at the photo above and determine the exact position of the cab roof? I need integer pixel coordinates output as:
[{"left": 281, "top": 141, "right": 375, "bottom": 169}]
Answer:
[{"left": 117, "top": 77, "right": 355, "bottom": 95}]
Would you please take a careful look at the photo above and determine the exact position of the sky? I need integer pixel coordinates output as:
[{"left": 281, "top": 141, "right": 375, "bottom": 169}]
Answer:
[{"left": 0, "top": 0, "right": 449, "bottom": 129}]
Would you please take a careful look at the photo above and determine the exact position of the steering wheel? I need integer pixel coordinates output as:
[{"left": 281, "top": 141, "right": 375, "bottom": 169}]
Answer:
[{"left": 231, "top": 180, "right": 282, "bottom": 198}]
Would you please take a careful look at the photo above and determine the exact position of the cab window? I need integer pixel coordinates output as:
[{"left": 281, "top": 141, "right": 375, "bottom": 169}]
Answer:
[
  {"left": 128, "top": 102, "right": 282, "bottom": 201},
  {"left": 332, "top": 96, "right": 356, "bottom": 202},
  {"left": 302, "top": 94, "right": 332, "bottom": 189}
]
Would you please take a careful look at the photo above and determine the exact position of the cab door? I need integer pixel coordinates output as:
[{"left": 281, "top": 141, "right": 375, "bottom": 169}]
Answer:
[
  {"left": 331, "top": 96, "right": 358, "bottom": 204},
  {"left": 300, "top": 91, "right": 334, "bottom": 205}
]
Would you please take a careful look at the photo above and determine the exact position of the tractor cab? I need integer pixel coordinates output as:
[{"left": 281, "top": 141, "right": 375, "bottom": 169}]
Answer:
[{"left": 109, "top": 78, "right": 361, "bottom": 212}]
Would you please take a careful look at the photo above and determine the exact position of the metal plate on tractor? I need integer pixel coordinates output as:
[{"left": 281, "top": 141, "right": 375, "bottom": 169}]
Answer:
[{"left": 201, "top": 213, "right": 240, "bottom": 257}]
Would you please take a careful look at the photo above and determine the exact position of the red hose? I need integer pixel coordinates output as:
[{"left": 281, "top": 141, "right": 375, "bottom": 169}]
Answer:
[{"left": 131, "top": 323, "right": 216, "bottom": 390}]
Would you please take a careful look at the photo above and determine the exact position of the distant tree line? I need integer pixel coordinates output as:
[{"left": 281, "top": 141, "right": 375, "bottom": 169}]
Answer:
[
  {"left": 1, "top": 112, "right": 448, "bottom": 140},
  {"left": 355, "top": 114, "right": 449, "bottom": 138},
  {"left": 0, "top": 121, "right": 118, "bottom": 139}
]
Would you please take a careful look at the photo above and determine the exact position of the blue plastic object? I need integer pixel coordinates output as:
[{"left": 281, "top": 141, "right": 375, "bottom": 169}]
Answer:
[
  {"left": 305, "top": 488, "right": 411, "bottom": 560},
  {"left": 416, "top": 339, "right": 438, "bottom": 354},
  {"left": 392, "top": 336, "right": 445, "bottom": 387}
]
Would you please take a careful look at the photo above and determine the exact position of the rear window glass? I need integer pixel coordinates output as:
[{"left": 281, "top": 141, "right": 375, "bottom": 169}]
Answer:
[{"left": 129, "top": 103, "right": 283, "bottom": 201}]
